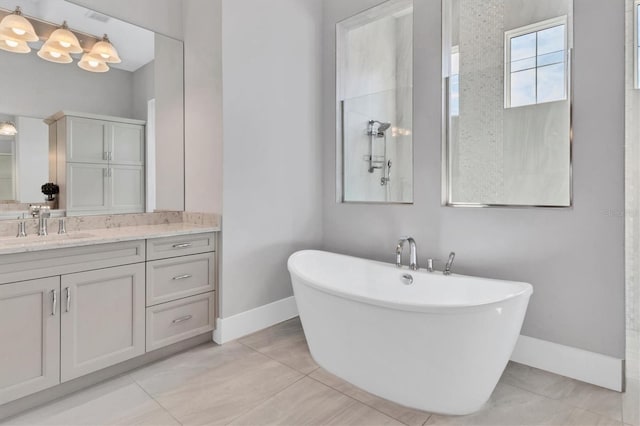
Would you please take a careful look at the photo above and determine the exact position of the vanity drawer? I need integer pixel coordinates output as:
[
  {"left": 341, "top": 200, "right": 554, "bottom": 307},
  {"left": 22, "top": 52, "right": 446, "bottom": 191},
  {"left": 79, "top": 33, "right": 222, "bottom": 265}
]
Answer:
[
  {"left": 146, "top": 292, "right": 214, "bottom": 351},
  {"left": 146, "top": 233, "right": 215, "bottom": 260},
  {"left": 146, "top": 253, "right": 215, "bottom": 306}
]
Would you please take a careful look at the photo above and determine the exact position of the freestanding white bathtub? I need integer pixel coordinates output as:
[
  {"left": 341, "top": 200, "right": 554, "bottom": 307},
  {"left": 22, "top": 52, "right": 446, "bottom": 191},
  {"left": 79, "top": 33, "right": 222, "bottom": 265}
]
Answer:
[{"left": 288, "top": 250, "right": 533, "bottom": 415}]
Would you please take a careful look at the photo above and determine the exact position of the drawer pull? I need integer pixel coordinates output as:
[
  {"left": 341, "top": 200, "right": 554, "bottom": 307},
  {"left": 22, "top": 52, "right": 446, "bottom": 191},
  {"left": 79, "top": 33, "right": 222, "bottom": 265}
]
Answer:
[
  {"left": 51, "top": 290, "right": 57, "bottom": 316},
  {"left": 172, "top": 315, "right": 193, "bottom": 324},
  {"left": 172, "top": 274, "right": 193, "bottom": 281},
  {"left": 172, "top": 243, "right": 192, "bottom": 249}
]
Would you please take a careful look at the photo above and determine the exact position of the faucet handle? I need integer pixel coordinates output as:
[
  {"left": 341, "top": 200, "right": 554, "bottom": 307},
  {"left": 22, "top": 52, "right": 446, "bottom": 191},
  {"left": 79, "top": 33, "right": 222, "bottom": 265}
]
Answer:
[
  {"left": 58, "top": 218, "right": 66, "bottom": 235},
  {"left": 443, "top": 252, "right": 456, "bottom": 276},
  {"left": 17, "top": 221, "right": 27, "bottom": 238}
]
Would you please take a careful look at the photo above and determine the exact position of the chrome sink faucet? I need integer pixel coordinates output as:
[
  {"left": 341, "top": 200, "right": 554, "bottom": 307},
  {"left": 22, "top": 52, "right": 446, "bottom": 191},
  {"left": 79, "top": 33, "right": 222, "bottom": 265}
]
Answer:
[
  {"left": 396, "top": 236, "right": 418, "bottom": 271},
  {"left": 443, "top": 252, "right": 456, "bottom": 276},
  {"left": 38, "top": 206, "right": 51, "bottom": 236}
]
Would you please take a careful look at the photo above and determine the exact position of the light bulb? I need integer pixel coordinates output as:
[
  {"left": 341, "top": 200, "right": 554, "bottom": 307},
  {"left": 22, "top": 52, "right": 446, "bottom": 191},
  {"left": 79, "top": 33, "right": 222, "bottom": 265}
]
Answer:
[
  {"left": 59, "top": 40, "right": 70, "bottom": 48},
  {"left": 100, "top": 53, "right": 109, "bottom": 59},
  {"left": 89, "top": 60, "right": 99, "bottom": 67},
  {"left": 5, "top": 39, "right": 18, "bottom": 47},
  {"left": 50, "top": 51, "right": 61, "bottom": 58},
  {"left": 12, "top": 28, "right": 25, "bottom": 36}
]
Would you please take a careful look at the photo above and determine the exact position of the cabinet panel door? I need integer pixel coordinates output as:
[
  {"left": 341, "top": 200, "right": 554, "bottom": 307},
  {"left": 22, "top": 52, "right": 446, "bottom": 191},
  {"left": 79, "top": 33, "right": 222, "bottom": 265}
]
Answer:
[
  {"left": 0, "top": 277, "right": 60, "bottom": 405},
  {"left": 60, "top": 264, "right": 145, "bottom": 382},
  {"left": 109, "top": 123, "right": 145, "bottom": 165},
  {"left": 110, "top": 165, "right": 145, "bottom": 213},
  {"left": 67, "top": 163, "right": 109, "bottom": 212},
  {"left": 67, "top": 117, "right": 107, "bottom": 164}
]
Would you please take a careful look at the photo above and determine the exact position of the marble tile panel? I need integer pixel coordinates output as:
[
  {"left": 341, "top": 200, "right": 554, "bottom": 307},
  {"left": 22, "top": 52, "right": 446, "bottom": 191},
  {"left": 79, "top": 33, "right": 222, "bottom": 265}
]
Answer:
[
  {"left": 238, "top": 317, "right": 318, "bottom": 374},
  {"left": 501, "top": 362, "right": 623, "bottom": 421},
  {"left": 309, "top": 368, "right": 431, "bottom": 426},
  {"left": 1, "top": 376, "right": 178, "bottom": 426}
]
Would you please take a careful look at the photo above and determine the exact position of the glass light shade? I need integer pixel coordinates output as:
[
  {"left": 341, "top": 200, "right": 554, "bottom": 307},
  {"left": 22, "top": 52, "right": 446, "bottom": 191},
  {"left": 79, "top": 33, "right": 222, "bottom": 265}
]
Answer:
[
  {"left": 0, "top": 8, "right": 38, "bottom": 42},
  {"left": 47, "top": 23, "right": 82, "bottom": 54},
  {"left": 0, "top": 122, "right": 17, "bottom": 136},
  {"left": 88, "top": 35, "right": 121, "bottom": 63},
  {"left": 37, "top": 42, "right": 73, "bottom": 63},
  {"left": 0, "top": 34, "right": 30, "bottom": 53},
  {"left": 78, "top": 53, "right": 109, "bottom": 72}
]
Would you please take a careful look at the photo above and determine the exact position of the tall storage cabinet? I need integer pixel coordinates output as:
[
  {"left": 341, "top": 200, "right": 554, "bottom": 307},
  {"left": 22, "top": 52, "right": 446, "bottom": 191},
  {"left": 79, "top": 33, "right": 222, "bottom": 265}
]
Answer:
[{"left": 46, "top": 112, "right": 146, "bottom": 215}]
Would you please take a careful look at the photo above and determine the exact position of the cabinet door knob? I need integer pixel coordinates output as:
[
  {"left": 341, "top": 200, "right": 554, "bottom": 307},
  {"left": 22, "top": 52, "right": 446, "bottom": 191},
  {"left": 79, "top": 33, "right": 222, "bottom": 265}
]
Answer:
[
  {"left": 172, "top": 315, "right": 193, "bottom": 324},
  {"left": 65, "top": 287, "right": 71, "bottom": 313},
  {"left": 51, "top": 289, "right": 57, "bottom": 316}
]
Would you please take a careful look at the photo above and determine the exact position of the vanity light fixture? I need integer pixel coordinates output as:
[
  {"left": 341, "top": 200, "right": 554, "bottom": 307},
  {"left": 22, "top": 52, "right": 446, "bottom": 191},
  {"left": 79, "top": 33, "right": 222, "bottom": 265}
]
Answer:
[
  {"left": 87, "top": 34, "right": 121, "bottom": 63},
  {"left": 45, "top": 21, "right": 82, "bottom": 54},
  {"left": 78, "top": 53, "right": 108, "bottom": 72},
  {"left": 0, "top": 121, "right": 18, "bottom": 136},
  {"left": 0, "top": 33, "right": 30, "bottom": 53},
  {"left": 0, "top": 7, "right": 38, "bottom": 42},
  {"left": 37, "top": 43, "right": 73, "bottom": 63}
]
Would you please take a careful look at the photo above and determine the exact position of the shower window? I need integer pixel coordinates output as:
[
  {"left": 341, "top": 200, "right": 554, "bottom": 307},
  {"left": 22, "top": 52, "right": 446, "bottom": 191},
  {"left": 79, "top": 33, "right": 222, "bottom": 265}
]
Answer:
[
  {"left": 505, "top": 17, "right": 568, "bottom": 108},
  {"left": 636, "top": 0, "right": 640, "bottom": 88},
  {"left": 450, "top": 46, "right": 460, "bottom": 116}
]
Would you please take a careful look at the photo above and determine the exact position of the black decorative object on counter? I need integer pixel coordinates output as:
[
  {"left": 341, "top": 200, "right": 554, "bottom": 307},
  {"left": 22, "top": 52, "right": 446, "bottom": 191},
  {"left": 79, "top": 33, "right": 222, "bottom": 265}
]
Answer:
[{"left": 41, "top": 182, "right": 59, "bottom": 201}]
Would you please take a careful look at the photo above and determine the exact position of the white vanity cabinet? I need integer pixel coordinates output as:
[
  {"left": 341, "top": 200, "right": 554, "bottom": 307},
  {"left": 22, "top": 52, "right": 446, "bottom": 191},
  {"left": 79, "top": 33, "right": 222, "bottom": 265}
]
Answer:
[
  {"left": 0, "top": 277, "right": 60, "bottom": 405},
  {"left": 46, "top": 112, "right": 146, "bottom": 215}
]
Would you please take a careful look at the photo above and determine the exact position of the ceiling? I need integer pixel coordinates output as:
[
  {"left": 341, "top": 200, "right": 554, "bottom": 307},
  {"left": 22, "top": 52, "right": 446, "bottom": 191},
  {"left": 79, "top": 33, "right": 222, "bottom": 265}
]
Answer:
[{"left": 0, "top": 0, "right": 154, "bottom": 72}]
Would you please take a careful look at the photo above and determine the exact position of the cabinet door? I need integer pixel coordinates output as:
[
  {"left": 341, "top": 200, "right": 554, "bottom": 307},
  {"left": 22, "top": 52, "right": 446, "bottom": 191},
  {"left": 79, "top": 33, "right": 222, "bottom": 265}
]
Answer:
[
  {"left": 67, "top": 117, "right": 108, "bottom": 164},
  {"left": 67, "top": 163, "right": 110, "bottom": 213},
  {"left": 110, "top": 165, "right": 145, "bottom": 213},
  {"left": 0, "top": 277, "right": 60, "bottom": 405},
  {"left": 108, "top": 123, "right": 145, "bottom": 165},
  {"left": 60, "top": 264, "right": 145, "bottom": 382}
]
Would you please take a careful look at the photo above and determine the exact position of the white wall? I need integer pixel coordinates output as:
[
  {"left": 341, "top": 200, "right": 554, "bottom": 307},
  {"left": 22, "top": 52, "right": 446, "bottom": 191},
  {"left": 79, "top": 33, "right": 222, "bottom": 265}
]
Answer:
[
  {"left": 323, "top": 0, "right": 625, "bottom": 359},
  {"left": 220, "top": 0, "right": 324, "bottom": 317},
  {"left": 15, "top": 116, "right": 48, "bottom": 203},
  {"left": 182, "top": 0, "right": 223, "bottom": 214}
]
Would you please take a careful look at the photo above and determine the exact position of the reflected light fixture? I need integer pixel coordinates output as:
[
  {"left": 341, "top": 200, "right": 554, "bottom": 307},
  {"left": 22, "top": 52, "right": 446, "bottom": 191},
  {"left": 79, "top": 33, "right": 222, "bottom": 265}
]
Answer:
[
  {"left": 0, "top": 33, "right": 30, "bottom": 53},
  {"left": 37, "top": 42, "right": 72, "bottom": 63},
  {"left": 0, "top": 121, "right": 18, "bottom": 136},
  {"left": 78, "top": 53, "right": 108, "bottom": 72},
  {"left": 46, "top": 21, "right": 82, "bottom": 54},
  {"left": 88, "top": 34, "right": 121, "bottom": 63},
  {"left": 0, "top": 7, "right": 38, "bottom": 42}
]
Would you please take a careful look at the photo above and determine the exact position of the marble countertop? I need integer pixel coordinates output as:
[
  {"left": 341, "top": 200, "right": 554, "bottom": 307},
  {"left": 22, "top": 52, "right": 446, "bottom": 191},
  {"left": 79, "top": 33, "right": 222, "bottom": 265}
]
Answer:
[{"left": 0, "top": 222, "right": 220, "bottom": 255}]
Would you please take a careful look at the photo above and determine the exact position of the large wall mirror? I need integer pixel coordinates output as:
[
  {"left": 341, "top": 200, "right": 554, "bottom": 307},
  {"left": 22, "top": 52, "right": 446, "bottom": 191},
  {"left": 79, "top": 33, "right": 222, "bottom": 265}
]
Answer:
[
  {"left": 443, "top": 0, "right": 573, "bottom": 207},
  {"left": 337, "top": 0, "right": 413, "bottom": 204},
  {"left": 0, "top": 0, "right": 184, "bottom": 219}
]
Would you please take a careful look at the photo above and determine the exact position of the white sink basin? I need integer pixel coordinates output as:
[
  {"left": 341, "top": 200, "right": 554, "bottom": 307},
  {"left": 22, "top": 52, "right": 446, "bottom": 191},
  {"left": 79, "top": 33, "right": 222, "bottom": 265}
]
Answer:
[{"left": 0, "top": 233, "right": 96, "bottom": 245}]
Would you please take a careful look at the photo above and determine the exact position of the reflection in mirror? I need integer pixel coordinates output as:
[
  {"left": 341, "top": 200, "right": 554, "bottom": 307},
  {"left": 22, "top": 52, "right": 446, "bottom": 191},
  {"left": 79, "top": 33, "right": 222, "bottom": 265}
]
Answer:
[
  {"left": 443, "top": 0, "right": 572, "bottom": 207},
  {"left": 0, "top": 0, "right": 184, "bottom": 219},
  {"left": 337, "top": 0, "right": 413, "bottom": 204}
]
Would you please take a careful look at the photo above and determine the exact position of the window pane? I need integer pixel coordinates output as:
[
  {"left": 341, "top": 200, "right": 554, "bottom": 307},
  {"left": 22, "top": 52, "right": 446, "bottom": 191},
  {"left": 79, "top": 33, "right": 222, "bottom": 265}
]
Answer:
[
  {"left": 451, "top": 51, "right": 459, "bottom": 75},
  {"left": 637, "top": 5, "right": 640, "bottom": 47},
  {"left": 537, "top": 50, "right": 564, "bottom": 67},
  {"left": 511, "top": 33, "right": 536, "bottom": 62},
  {"left": 537, "top": 63, "right": 565, "bottom": 103},
  {"left": 538, "top": 25, "right": 564, "bottom": 56},
  {"left": 511, "top": 69, "right": 536, "bottom": 107},
  {"left": 511, "top": 57, "right": 536, "bottom": 72},
  {"left": 450, "top": 75, "right": 459, "bottom": 116}
]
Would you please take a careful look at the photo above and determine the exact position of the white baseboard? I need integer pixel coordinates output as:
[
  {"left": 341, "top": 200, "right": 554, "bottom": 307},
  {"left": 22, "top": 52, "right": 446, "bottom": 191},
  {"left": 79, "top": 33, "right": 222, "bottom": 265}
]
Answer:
[
  {"left": 510, "top": 335, "right": 624, "bottom": 391},
  {"left": 212, "top": 296, "right": 299, "bottom": 344},
  {"left": 212, "top": 297, "right": 624, "bottom": 391}
]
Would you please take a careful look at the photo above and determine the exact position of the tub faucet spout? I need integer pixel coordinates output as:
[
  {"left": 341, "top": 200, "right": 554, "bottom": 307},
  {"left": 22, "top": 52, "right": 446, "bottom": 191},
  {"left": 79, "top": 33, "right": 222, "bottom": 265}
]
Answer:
[{"left": 396, "top": 237, "right": 418, "bottom": 271}]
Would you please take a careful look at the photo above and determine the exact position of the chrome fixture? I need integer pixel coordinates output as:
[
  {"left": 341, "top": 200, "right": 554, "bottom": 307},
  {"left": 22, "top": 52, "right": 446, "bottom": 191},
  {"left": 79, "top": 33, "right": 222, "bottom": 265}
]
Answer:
[
  {"left": 38, "top": 206, "right": 51, "bottom": 236},
  {"left": 16, "top": 221, "right": 26, "bottom": 237},
  {"left": 367, "top": 120, "right": 392, "bottom": 173},
  {"left": 401, "top": 273, "right": 414, "bottom": 285},
  {"left": 58, "top": 218, "right": 66, "bottom": 235},
  {"left": 443, "top": 252, "right": 456, "bottom": 276},
  {"left": 426, "top": 258, "right": 434, "bottom": 273},
  {"left": 396, "top": 236, "right": 418, "bottom": 271}
]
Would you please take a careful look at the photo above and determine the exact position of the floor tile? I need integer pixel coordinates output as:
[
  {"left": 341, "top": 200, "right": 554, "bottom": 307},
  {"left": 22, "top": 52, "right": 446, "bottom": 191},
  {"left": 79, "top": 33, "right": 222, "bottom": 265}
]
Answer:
[
  {"left": 309, "top": 367, "right": 431, "bottom": 426},
  {"left": 501, "top": 362, "right": 623, "bottom": 421},
  {"left": 2, "top": 376, "right": 178, "bottom": 426},
  {"left": 134, "top": 342, "right": 303, "bottom": 425},
  {"left": 238, "top": 317, "right": 319, "bottom": 374},
  {"left": 425, "top": 382, "right": 579, "bottom": 426},
  {"left": 230, "top": 376, "right": 402, "bottom": 426}
]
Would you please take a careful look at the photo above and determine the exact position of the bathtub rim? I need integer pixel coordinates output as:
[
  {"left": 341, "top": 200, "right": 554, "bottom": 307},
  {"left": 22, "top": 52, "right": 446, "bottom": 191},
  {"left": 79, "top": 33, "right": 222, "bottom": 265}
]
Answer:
[{"left": 288, "top": 249, "right": 533, "bottom": 314}]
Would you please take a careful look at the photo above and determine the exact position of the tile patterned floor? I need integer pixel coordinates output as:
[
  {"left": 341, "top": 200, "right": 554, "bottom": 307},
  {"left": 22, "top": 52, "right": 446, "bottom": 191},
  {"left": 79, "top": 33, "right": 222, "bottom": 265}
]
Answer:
[{"left": 1, "top": 317, "right": 633, "bottom": 426}]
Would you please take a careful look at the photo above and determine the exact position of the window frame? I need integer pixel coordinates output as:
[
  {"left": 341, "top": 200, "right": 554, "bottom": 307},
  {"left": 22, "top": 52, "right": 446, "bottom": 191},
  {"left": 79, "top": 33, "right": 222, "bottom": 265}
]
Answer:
[
  {"left": 504, "top": 15, "right": 568, "bottom": 108},
  {"left": 635, "top": 0, "right": 640, "bottom": 89}
]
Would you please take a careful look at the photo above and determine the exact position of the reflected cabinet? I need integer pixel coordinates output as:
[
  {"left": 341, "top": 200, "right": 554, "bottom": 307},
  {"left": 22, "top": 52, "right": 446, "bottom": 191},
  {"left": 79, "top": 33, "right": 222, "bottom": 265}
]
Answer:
[{"left": 443, "top": 0, "right": 573, "bottom": 207}]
